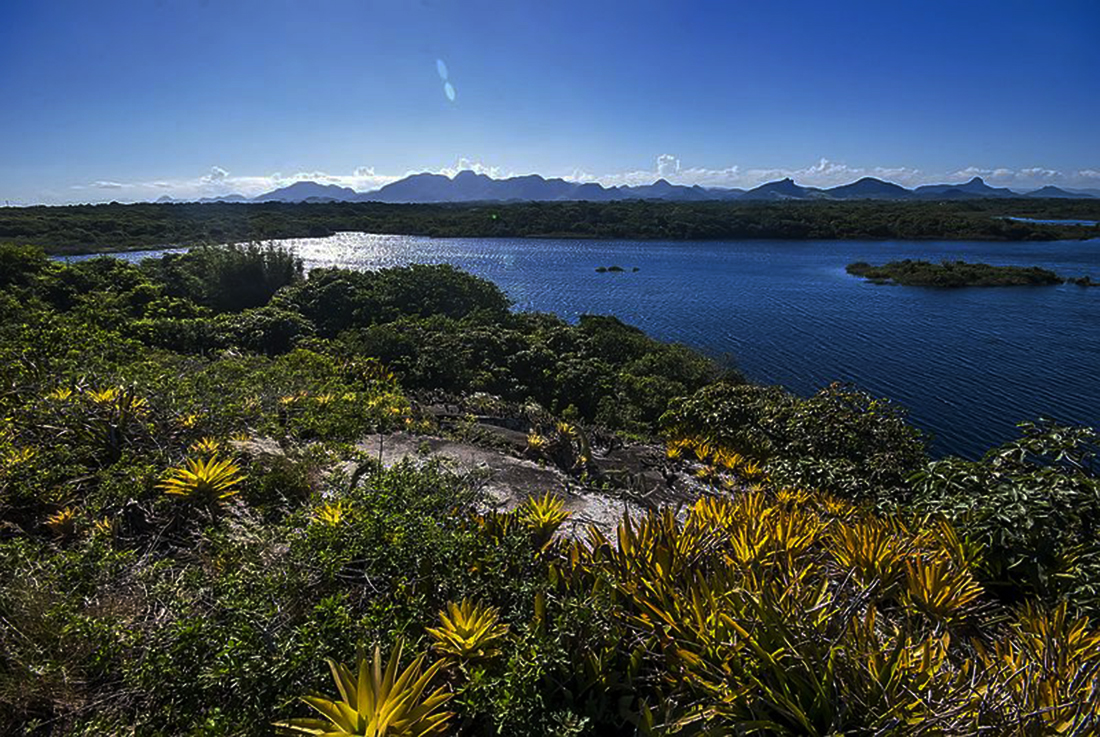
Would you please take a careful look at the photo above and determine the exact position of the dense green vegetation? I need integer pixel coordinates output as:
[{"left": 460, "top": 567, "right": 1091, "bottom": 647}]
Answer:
[
  {"left": 3, "top": 197, "right": 1100, "bottom": 255},
  {"left": 846, "top": 259, "right": 1066, "bottom": 286},
  {"left": 1, "top": 243, "right": 1098, "bottom": 735}
]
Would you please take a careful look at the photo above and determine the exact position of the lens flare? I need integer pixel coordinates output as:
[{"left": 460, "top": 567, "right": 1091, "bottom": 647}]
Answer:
[
  {"left": 444, "top": 82, "right": 456, "bottom": 102},
  {"left": 436, "top": 58, "right": 448, "bottom": 81}
]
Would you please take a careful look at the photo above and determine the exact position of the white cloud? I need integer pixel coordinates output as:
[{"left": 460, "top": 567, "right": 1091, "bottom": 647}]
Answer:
[
  {"left": 656, "top": 154, "right": 680, "bottom": 178},
  {"left": 202, "top": 166, "right": 229, "bottom": 182},
  {"left": 950, "top": 166, "right": 1059, "bottom": 184},
  {"left": 592, "top": 157, "right": 925, "bottom": 190},
  {"left": 438, "top": 158, "right": 508, "bottom": 179},
  {"left": 592, "top": 156, "right": 1100, "bottom": 191},
  {"left": 70, "top": 165, "right": 408, "bottom": 202}
]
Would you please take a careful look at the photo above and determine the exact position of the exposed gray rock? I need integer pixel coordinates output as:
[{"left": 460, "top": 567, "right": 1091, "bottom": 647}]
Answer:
[
  {"left": 356, "top": 432, "right": 643, "bottom": 533},
  {"left": 229, "top": 435, "right": 285, "bottom": 459}
]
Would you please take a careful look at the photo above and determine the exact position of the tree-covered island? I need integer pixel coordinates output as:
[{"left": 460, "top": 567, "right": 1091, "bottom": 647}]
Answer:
[{"left": 846, "top": 259, "right": 1066, "bottom": 286}]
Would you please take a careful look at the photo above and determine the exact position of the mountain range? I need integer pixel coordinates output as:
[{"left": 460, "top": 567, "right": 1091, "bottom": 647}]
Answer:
[{"left": 157, "top": 172, "right": 1096, "bottom": 204}]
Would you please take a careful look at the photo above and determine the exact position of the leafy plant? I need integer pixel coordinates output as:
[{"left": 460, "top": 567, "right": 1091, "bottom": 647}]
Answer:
[
  {"left": 830, "top": 519, "right": 909, "bottom": 591},
  {"left": 911, "top": 420, "right": 1100, "bottom": 611},
  {"left": 426, "top": 599, "right": 510, "bottom": 662},
  {"left": 977, "top": 601, "right": 1100, "bottom": 734},
  {"left": 158, "top": 454, "right": 245, "bottom": 503},
  {"left": 314, "top": 501, "right": 348, "bottom": 527},
  {"left": 902, "top": 557, "right": 983, "bottom": 624},
  {"left": 662, "top": 382, "right": 927, "bottom": 501},
  {"left": 518, "top": 493, "right": 570, "bottom": 546},
  {"left": 275, "top": 639, "right": 453, "bottom": 736},
  {"left": 189, "top": 436, "right": 222, "bottom": 455},
  {"left": 45, "top": 506, "right": 77, "bottom": 537}
]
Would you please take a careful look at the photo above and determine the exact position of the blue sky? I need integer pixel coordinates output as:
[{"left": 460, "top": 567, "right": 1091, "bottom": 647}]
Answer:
[{"left": 1, "top": 0, "right": 1097, "bottom": 203}]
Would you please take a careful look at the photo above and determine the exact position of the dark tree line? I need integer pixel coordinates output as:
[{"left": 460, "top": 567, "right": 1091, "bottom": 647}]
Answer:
[{"left": 2, "top": 198, "right": 1098, "bottom": 254}]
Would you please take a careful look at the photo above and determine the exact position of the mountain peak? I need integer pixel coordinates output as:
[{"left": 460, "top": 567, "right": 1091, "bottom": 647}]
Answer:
[
  {"left": 253, "top": 180, "right": 357, "bottom": 203},
  {"left": 240, "top": 171, "right": 1067, "bottom": 205}
]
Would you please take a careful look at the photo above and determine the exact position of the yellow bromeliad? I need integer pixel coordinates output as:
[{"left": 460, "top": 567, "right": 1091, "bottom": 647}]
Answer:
[
  {"left": 903, "top": 557, "right": 983, "bottom": 623},
  {"left": 159, "top": 455, "right": 244, "bottom": 503},
  {"left": 45, "top": 507, "right": 77, "bottom": 537},
  {"left": 3, "top": 446, "right": 36, "bottom": 468},
  {"left": 86, "top": 387, "right": 120, "bottom": 404},
  {"left": 189, "top": 437, "right": 222, "bottom": 456},
  {"left": 426, "top": 598, "right": 510, "bottom": 661},
  {"left": 525, "top": 432, "right": 548, "bottom": 452},
  {"left": 518, "top": 492, "right": 570, "bottom": 545},
  {"left": 314, "top": 501, "right": 347, "bottom": 527},
  {"left": 976, "top": 601, "right": 1100, "bottom": 733},
  {"left": 830, "top": 519, "right": 909, "bottom": 591},
  {"left": 47, "top": 387, "right": 73, "bottom": 401},
  {"left": 93, "top": 516, "right": 117, "bottom": 536},
  {"left": 275, "top": 639, "right": 453, "bottom": 736},
  {"left": 738, "top": 459, "right": 766, "bottom": 482}
]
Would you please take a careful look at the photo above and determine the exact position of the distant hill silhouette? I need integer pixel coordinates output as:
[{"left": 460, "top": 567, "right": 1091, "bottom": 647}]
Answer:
[
  {"left": 740, "top": 178, "right": 826, "bottom": 200},
  {"left": 359, "top": 172, "right": 715, "bottom": 203},
  {"left": 157, "top": 194, "right": 249, "bottom": 204},
  {"left": 1025, "top": 185, "right": 1095, "bottom": 199},
  {"left": 254, "top": 182, "right": 359, "bottom": 203},
  {"left": 825, "top": 177, "right": 913, "bottom": 200},
  {"left": 197, "top": 194, "right": 249, "bottom": 203},
  {"left": 913, "top": 177, "right": 1015, "bottom": 199},
  {"left": 176, "top": 171, "right": 1098, "bottom": 204}
]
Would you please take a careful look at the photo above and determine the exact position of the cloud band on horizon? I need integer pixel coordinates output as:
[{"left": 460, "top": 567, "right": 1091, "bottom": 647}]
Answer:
[{"left": 54, "top": 156, "right": 1100, "bottom": 205}]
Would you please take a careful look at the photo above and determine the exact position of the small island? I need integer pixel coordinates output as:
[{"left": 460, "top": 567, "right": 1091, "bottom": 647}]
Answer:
[{"left": 846, "top": 259, "right": 1064, "bottom": 287}]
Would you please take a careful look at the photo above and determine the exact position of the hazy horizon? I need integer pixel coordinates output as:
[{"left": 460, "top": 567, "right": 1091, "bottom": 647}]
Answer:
[
  {"left": 22, "top": 166, "right": 1099, "bottom": 208},
  {"left": 2, "top": 0, "right": 1098, "bottom": 205}
]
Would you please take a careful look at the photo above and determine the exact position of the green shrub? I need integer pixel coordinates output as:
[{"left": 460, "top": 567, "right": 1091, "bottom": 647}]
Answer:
[
  {"left": 911, "top": 420, "right": 1100, "bottom": 612},
  {"left": 143, "top": 242, "right": 303, "bottom": 313},
  {"left": 662, "top": 381, "right": 928, "bottom": 499}
]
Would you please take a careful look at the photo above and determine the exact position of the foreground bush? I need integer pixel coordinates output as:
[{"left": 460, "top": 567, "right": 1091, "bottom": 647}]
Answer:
[
  {"left": 6, "top": 473, "right": 1099, "bottom": 735},
  {"left": 911, "top": 420, "right": 1100, "bottom": 612},
  {"left": 661, "top": 381, "right": 928, "bottom": 500}
]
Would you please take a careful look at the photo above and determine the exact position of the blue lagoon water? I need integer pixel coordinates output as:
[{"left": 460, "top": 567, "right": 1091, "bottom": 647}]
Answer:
[
  {"left": 78, "top": 234, "right": 1100, "bottom": 459},
  {"left": 1004, "top": 216, "right": 1100, "bottom": 227}
]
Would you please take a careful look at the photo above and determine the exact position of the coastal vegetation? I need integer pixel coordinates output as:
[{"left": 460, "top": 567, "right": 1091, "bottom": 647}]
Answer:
[
  {"left": 3, "top": 197, "right": 1100, "bottom": 255},
  {"left": 1, "top": 242, "right": 1098, "bottom": 734},
  {"left": 846, "top": 259, "right": 1066, "bottom": 286}
]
